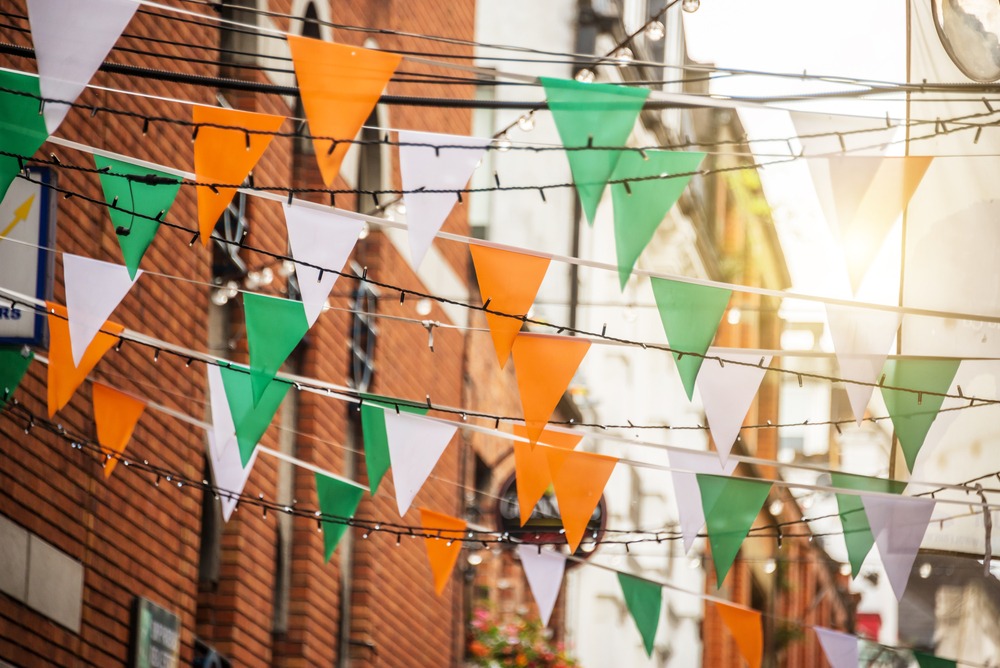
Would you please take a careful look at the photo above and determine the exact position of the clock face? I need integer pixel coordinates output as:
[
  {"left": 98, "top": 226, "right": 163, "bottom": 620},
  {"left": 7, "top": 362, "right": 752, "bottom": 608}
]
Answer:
[{"left": 932, "top": 0, "right": 1000, "bottom": 82}]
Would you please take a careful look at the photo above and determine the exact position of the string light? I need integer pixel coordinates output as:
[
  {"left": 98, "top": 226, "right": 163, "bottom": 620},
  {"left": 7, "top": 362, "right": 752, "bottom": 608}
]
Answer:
[
  {"left": 682, "top": 0, "right": 701, "bottom": 12},
  {"left": 644, "top": 21, "right": 666, "bottom": 41}
]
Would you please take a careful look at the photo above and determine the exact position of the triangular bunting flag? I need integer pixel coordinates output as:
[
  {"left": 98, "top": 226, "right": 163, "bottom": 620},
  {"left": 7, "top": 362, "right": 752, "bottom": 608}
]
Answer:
[
  {"left": 839, "top": 157, "right": 932, "bottom": 293},
  {"left": 698, "top": 474, "right": 772, "bottom": 587},
  {"left": 469, "top": 244, "right": 551, "bottom": 368},
  {"left": 0, "top": 347, "right": 33, "bottom": 406},
  {"left": 829, "top": 472, "right": 908, "bottom": 578},
  {"left": 803, "top": 157, "right": 884, "bottom": 240},
  {"left": 511, "top": 333, "right": 590, "bottom": 445},
  {"left": 826, "top": 304, "right": 901, "bottom": 424},
  {"left": 544, "top": 447, "right": 617, "bottom": 552},
  {"left": 63, "top": 254, "right": 140, "bottom": 366},
  {"left": 315, "top": 472, "right": 367, "bottom": 562},
  {"left": 287, "top": 35, "right": 401, "bottom": 186},
  {"left": 93, "top": 155, "right": 181, "bottom": 279},
  {"left": 218, "top": 363, "right": 291, "bottom": 467},
  {"left": 385, "top": 411, "right": 457, "bottom": 516},
  {"left": 814, "top": 627, "right": 858, "bottom": 668},
  {"left": 206, "top": 431, "right": 257, "bottom": 522},
  {"left": 46, "top": 302, "right": 124, "bottom": 417},
  {"left": 359, "top": 396, "right": 427, "bottom": 496},
  {"left": 862, "top": 494, "right": 935, "bottom": 600},
  {"left": 192, "top": 105, "right": 284, "bottom": 246},
  {"left": 512, "top": 425, "right": 582, "bottom": 525},
  {"left": 880, "top": 358, "right": 961, "bottom": 472},
  {"left": 914, "top": 651, "right": 957, "bottom": 668},
  {"left": 398, "top": 130, "right": 490, "bottom": 268},
  {"left": 419, "top": 507, "right": 466, "bottom": 595},
  {"left": 611, "top": 150, "right": 705, "bottom": 289},
  {"left": 0, "top": 71, "right": 49, "bottom": 203},
  {"left": 715, "top": 602, "right": 762, "bottom": 668},
  {"left": 92, "top": 382, "right": 145, "bottom": 478},
  {"left": 540, "top": 77, "right": 649, "bottom": 226},
  {"left": 517, "top": 545, "right": 566, "bottom": 627},
  {"left": 617, "top": 572, "right": 662, "bottom": 657},
  {"left": 668, "top": 449, "right": 738, "bottom": 553},
  {"left": 243, "top": 293, "right": 310, "bottom": 405},
  {"left": 651, "top": 277, "right": 732, "bottom": 400},
  {"left": 697, "top": 353, "right": 771, "bottom": 465},
  {"left": 282, "top": 203, "right": 363, "bottom": 327},
  {"left": 206, "top": 365, "right": 255, "bottom": 521},
  {"left": 27, "top": 0, "right": 138, "bottom": 134}
]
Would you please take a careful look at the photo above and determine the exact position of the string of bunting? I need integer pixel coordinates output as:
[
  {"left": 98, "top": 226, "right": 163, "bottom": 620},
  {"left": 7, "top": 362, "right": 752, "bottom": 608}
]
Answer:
[
  {"left": 3, "top": 280, "right": 999, "bottom": 452},
  {"left": 5, "top": 297, "right": 999, "bottom": 510}
]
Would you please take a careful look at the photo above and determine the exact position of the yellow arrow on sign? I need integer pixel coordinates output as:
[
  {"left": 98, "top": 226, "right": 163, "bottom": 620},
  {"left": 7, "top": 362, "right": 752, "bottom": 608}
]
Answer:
[{"left": 0, "top": 195, "right": 35, "bottom": 239}]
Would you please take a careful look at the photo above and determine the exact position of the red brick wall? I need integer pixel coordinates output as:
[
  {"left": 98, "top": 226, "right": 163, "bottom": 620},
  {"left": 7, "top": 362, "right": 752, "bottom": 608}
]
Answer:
[{"left": 0, "top": 1, "right": 489, "bottom": 666}]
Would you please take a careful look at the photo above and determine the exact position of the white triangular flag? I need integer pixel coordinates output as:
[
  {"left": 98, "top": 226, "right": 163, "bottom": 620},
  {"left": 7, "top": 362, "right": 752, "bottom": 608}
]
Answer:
[
  {"left": 384, "top": 410, "right": 457, "bottom": 516},
  {"left": 517, "top": 545, "right": 566, "bottom": 627},
  {"left": 697, "top": 352, "right": 771, "bottom": 465},
  {"left": 826, "top": 304, "right": 900, "bottom": 424},
  {"left": 804, "top": 157, "right": 884, "bottom": 239},
  {"left": 861, "top": 494, "right": 935, "bottom": 601},
  {"left": 668, "top": 449, "right": 738, "bottom": 552},
  {"left": 63, "top": 253, "right": 141, "bottom": 366},
  {"left": 282, "top": 202, "right": 364, "bottom": 327},
  {"left": 206, "top": 365, "right": 256, "bottom": 521},
  {"left": 815, "top": 627, "right": 858, "bottom": 668},
  {"left": 206, "top": 365, "right": 237, "bottom": 463},
  {"left": 207, "top": 431, "right": 258, "bottom": 522},
  {"left": 27, "top": 0, "right": 139, "bottom": 134},
  {"left": 397, "top": 129, "right": 490, "bottom": 268}
]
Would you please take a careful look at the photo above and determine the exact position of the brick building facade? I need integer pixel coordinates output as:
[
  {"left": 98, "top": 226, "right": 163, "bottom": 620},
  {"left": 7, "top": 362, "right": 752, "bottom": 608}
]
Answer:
[{"left": 0, "top": 1, "right": 505, "bottom": 666}]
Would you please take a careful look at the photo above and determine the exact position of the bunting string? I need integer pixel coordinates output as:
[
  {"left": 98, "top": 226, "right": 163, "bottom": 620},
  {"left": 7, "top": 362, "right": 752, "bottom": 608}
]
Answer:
[
  {"left": 8, "top": 309, "right": 1000, "bottom": 506},
  {"left": 5, "top": 71, "right": 1000, "bottom": 154},
  {"left": 4, "top": 276, "right": 1000, "bottom": 453}
]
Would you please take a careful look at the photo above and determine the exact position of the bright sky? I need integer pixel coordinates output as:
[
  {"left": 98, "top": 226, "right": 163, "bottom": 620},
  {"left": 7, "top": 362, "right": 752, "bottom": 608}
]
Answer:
[{"left": 682, "top": 1, "right": 908, "bottom": 310}]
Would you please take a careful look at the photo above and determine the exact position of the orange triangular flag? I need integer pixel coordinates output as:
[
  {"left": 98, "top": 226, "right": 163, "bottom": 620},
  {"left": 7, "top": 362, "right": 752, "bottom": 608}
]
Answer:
[
  {"left": 544, "top": 447, "right": 617, "bottom": 553},
  {"left": 46, "top": 302, "right": 124, "bottom": 418},
  {"left": 470, "top": 244, "right": 551, "bottom": 368},
  {"left": 287, "top": 35, "right": 401, "bottom": 187},
  {"left": 715, "top": 602, "right": 762, "bottom": 668},
  {"left": 512, "top": 425, "right": 582, "bottom": 526},
  {"left": 419, "top": 507, "right": 467, "bottom": 595},
  {"left": 193, "top": 105, "right": 284, "bottom": 246},
  {"left": 92, "top": 382, "right": 145, "bottom": 478},
  {"left": 511, "top": 333, "right": 590, "bottom": 446}
]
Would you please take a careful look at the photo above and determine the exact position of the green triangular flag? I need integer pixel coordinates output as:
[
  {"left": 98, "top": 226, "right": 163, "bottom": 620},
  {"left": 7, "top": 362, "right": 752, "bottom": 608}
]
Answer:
[
  {"left": 244, "top": 293, "right": 310, "bottom": 405},
  {"left": 0, "top": 347, "right": 33, "bottom": 406},
  {"left": 651, "top": 277, "right": 731, "bottom": 400},
  {"left": 610, "top": 150, "right": 705, "bottom": 289},
  {"left": 880, "top": 358, "right": 961, "bottom": 472},
  {"left": 360, "top": 394, "right": 428, "bottom": 495},
  {"left": 540, "top": 77, "right": 648, "bottom": 226},
  {"left": 93, "top": 155, "right": 181, "bottom": 279},
  {"left": 829, "top": 472, "right": 907, "bottom": 577},
  {"left": 617, "top": 572, "right": 662, "bottom": 657},
  {"left": 914, "top": 650, "right": 956, "bottom": 668},
  {"left": 698, "top": 474, "right": 772, "bottom": 588},
  {"left": 219, "top": 364, "right": 291, "bottom": 466},
  {"left": 0, "top": 71, "right": 49, "bottom": 203},
  {"left": 315, "top": 472, "right": 367, "bottom": 561}
]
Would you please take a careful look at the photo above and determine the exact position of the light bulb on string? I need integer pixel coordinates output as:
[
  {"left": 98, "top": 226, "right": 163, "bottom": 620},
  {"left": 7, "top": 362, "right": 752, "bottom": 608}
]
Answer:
[
  {"left": 613, "top": 47, "right": 634, "bottom": 67},
  {"left": 682, "top": 0, "right": 700, "bottom": 12},
  {"left": 645, "top": 20, "right": 665, "bottom": 41},
  {"left": 574, "top": 69, "right": 595, "bottom": 83},
  {"left": 517, "top": 113, "right": 535, "bottom": 132}
]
